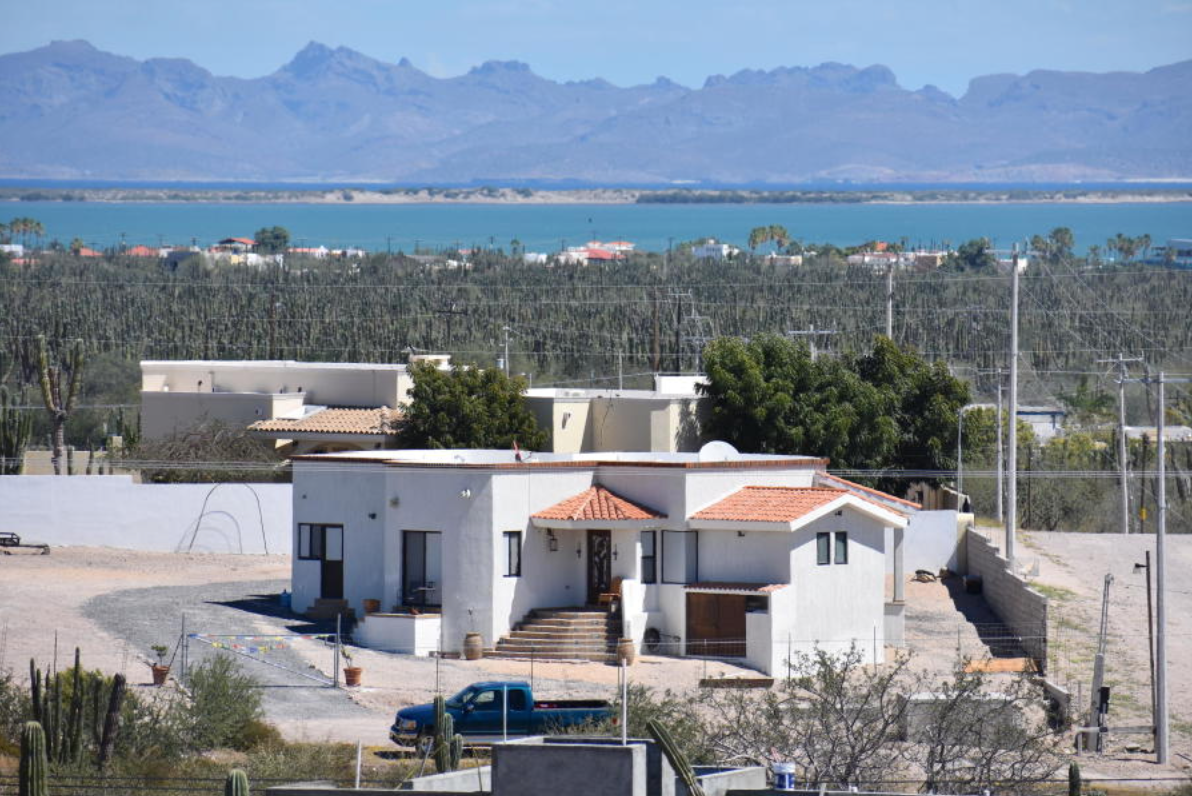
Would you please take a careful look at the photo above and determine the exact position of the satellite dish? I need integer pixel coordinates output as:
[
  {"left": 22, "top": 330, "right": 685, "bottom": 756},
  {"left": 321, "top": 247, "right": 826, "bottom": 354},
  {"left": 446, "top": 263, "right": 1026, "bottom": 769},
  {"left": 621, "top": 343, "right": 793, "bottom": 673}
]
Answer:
[{"left": 698, "top": 440, "right": 739, "bottom": 462}]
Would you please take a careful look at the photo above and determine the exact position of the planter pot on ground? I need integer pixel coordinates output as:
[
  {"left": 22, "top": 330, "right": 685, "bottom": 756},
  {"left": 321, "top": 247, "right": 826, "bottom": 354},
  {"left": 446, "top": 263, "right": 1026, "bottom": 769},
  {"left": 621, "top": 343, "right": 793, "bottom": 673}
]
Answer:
[
  {"left": 151, "top": 665, "right": 170, "bottom": 686},
  {"left": 362, "top": 599, "right": 381, "bottom": 614},
  {"left": 463, "top": 632, "right": 484, "bottom": 660},
  {"left": 343, "top": 666, "right": 363, "bottom": 687},
  {"left": 616, "top": 638, "right": 636, "bottom": 666}
]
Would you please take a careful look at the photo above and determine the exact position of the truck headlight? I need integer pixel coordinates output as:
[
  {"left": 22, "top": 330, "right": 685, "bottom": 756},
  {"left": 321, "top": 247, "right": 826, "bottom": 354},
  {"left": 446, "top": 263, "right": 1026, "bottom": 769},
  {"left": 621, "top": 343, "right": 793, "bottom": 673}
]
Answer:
[{"left": 401, "top": 719, "right": 418, "bottom": 731}]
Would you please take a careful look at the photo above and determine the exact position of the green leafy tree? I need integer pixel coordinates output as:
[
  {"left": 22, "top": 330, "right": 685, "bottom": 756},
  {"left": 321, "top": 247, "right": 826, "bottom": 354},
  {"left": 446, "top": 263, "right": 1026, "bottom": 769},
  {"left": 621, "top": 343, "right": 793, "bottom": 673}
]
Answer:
[
  {"left": 1031, "top": 227, "right": 1075, "bottom": 263},
  {"left": 945, "top": 238, "right": 996, "bottom": 271},
  {"left": 747, "top": 225, "right": 790, "bottom": 253},
  {"left": 253, "top": 226, "right": 290, "bottom": 255},
  {"left": 701, "top": 334, "right": 968, "bottom": 489},
  {"left": 400, "top": 361, "right": 547, "bottom": 450}
]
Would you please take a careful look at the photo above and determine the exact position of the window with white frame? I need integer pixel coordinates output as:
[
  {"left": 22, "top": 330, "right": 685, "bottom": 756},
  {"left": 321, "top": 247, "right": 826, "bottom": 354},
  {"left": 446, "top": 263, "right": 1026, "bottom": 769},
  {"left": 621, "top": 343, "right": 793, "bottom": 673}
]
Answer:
[
  {"left": 504, "top": 531, "right": 522, "bottom": 577},
  {"left": 817, "top": 530, "right": 849, "bottom": 565}
]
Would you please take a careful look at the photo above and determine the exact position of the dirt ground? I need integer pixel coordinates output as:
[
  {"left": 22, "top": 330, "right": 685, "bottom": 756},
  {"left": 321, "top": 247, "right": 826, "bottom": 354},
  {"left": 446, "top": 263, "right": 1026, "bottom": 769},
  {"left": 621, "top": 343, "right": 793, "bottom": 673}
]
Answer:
[{"left": 3, "top": 537, "right": 1191, "bottom": 788}]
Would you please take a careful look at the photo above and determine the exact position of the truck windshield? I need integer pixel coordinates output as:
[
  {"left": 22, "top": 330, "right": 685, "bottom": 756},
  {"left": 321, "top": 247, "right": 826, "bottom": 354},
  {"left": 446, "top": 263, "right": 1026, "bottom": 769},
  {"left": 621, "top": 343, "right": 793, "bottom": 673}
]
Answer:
[{"left": 445, "top": 686, "right": 476, "bottom": 708}]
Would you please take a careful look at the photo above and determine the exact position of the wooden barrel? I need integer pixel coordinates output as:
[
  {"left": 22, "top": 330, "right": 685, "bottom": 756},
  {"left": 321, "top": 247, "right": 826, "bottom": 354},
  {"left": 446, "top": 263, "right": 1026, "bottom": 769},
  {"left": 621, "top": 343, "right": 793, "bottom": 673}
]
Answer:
[
  {"left": 362, "top": 599, "right": 381, "bottom": 614},
  {"left": 616, "top": 637, "right": 635, "bottom": 666},
  {"left": 463, "top": 632, "right": 484, "bottom": 660}
]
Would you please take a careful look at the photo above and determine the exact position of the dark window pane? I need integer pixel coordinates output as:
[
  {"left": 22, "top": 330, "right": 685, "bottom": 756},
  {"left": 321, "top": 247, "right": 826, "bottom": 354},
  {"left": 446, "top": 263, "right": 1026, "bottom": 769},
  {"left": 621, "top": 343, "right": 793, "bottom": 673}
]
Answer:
[
  {"left": 641, "top": 531, "right": 656, "bottom": 584},
  {"left": 816, "top": 532, "right": 830, "bottom": 565},
  {"left": 508, "top": 689, "right": 527, "bottom": 711},
  {"left": 835, "top": 532, "right": 848, "bottom": 565}
]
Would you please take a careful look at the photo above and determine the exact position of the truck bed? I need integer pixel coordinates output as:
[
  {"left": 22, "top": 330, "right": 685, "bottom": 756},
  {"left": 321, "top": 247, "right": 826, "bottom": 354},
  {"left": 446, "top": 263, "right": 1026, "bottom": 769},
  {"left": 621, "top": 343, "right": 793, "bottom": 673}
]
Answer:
[{"left": 533, "top": 699, "right": 609, "bottom": 710}]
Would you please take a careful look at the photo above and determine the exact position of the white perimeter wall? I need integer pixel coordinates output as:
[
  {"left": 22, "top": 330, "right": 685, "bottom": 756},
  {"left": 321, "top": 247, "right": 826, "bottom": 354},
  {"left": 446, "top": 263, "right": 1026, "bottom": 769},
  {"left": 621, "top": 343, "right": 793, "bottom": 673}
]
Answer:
[
  {"left": 885, "top": 510, "right": 964, "bottom": 575},
  {"left": 0, "top": 476, "right": 291, "bottom": 554}
]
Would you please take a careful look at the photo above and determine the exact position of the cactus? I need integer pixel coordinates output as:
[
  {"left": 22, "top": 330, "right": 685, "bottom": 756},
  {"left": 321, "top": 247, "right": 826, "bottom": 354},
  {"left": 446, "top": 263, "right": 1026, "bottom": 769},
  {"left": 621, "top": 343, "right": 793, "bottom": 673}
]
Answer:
[
  {"left": 19, "top": 721, "right": 48, "bottom": 796},
  {"left": 432, "top": 694, "right": 463, "bottom": 772},
  {"left": 647, "top": 718, "right": 705, "bottom": 796},
  {"left": 36, "top": 333, "right": 85, "bottom": 476},
  {"left": 97, "top": 673, "right": 126, "bottom": 770},
  {"left": 0, "top": 386, "right": 33, "bottom": 475},
  {"left": 29, "top": 660, "right": 42, "bottom": 724},
  {"left": 224, "top": 768, "right": 251, "bottom": 796},
  {"left": 68, "top": 647, "right": 84, "bottom": 763},
  {"left": 1068, "top": 761, "right": 1081, "bottom": 796}
]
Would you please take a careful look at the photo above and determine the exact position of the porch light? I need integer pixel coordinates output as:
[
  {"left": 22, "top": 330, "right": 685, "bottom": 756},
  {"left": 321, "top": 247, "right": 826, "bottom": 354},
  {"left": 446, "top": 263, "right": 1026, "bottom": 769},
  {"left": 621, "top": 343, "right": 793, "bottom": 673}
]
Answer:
[
  {"left": 613, "top": 545, "right": 618, "bottom": 560},
  {"left": 576, "top": 544, "right": 582, "bottom": 559},
  {"left": 547, "top": 529, "right": 559, "bottom": 552},
  {"left": 460, "top": 488, "right": 472, "bottom": 499}
]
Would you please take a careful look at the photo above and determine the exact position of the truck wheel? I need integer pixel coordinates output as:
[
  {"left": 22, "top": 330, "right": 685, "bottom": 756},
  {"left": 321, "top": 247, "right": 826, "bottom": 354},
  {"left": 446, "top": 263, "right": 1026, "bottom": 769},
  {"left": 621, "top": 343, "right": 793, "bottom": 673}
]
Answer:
[
  {"left": 416, "top": 730, "right": 435, "bottom": 756},
  {"left": 644, "top": 627, "right": 662, "bottom": 654}
]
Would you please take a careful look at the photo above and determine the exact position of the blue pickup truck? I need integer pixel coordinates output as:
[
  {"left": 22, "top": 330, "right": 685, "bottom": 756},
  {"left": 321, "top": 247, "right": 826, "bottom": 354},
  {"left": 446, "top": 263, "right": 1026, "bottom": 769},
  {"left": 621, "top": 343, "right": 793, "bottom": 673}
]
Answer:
[{"left": 390, "top": 680, "right": 612, "bottom": 749}]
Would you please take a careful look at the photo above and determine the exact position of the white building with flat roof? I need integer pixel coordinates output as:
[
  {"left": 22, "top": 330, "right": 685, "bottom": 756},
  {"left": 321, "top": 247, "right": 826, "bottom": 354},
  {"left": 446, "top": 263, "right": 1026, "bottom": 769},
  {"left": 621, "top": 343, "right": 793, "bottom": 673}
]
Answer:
[
  {"left": 140, "top": 357, "right": 449, "bottom": 453},
  {"left": 290, "top": 445, "right": 921, "bottom": 675}
]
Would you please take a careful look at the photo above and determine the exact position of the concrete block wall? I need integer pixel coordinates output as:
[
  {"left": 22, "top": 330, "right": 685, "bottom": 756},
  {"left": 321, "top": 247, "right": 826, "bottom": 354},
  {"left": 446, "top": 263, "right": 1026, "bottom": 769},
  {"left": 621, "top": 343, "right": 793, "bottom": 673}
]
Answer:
[{"left": 964, "top": 529, "right": 1048, "bottom": 671}]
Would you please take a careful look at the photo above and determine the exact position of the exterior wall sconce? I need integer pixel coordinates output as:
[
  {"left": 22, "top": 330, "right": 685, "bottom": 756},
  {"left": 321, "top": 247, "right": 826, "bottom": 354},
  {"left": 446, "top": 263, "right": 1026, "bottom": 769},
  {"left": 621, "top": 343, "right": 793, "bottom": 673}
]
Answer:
[
  {"left": 389, "top": 495, "right": 400, "bottom": 507},
  {"left": 737, "top": 530, "right": 746, "bottom": 538},
  {"left": 613, "top": 545, "right": 619, "bottom": 560},
  {"left": 460, "top": 488, "right": 472, "bottom": 499},
  {"left": 368, "top": 512, "right": 377, "bottom": 520},
  {"left": 576, "top": 544, "right": 583, "bottom": 559},
  {"left": 547, "top": 529, "right": 559, "bottom": 552}
]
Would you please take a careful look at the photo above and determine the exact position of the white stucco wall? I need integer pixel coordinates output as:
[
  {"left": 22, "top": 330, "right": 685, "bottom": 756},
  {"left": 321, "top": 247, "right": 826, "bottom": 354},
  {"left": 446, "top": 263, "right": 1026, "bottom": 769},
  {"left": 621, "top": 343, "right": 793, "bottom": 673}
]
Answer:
[
  {"left": 353, "top": 613, "right": 441, "bottom": 655},
  {"left": 789, "top": 507, "right": 888, "bottom": 665},
  {"left": 0, "top": 475, "right": 291, "bottom": 554},
  {"left": 885, "top": 510, "right": 964, "bottom": 575}
]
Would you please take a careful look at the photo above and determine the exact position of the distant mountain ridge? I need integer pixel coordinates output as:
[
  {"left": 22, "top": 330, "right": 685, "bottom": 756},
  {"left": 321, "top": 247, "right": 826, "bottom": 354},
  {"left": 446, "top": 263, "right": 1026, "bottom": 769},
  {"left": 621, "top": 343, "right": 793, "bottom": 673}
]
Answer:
[{"left": 1, "top": 40, "right": 1189, "bottom": 183}]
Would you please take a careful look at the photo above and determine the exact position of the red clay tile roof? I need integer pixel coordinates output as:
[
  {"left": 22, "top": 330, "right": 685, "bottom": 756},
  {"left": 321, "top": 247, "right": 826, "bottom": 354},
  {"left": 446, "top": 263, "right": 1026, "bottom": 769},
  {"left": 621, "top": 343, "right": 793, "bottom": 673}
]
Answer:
[
  {"left": 814, "top": 473, "right": 921, "bottom": 510},
  {"left": 532, "top": 485, "right": 664, "bottom": 521},
  {"left": 690, "top": 486, "right": 847, "bottom": 523},
  {"left": 249, "top": 407, "right": 399, "bottom": 436},
  {"left": 126, "top": 245, "right": 158, "bottom": 257}
]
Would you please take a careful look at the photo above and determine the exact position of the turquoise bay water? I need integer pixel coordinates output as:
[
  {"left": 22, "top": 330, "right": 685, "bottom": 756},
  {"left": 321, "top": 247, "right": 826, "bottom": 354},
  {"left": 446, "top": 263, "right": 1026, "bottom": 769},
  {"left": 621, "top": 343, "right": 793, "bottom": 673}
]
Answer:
[{"left": 7, "top": 200, "right": 1191, "bottom": 253}]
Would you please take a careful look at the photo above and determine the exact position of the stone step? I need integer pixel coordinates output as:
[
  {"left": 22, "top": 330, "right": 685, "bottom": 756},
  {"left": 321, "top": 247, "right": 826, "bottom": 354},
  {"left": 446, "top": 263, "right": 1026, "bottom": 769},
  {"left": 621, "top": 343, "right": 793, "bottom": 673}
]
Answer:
[
  {"left": 305, "top": 599, "right": 355, "bottom": 621},
  {"left": 485, "top": 649, "right": 618, "bottom": 663},
  {"left": 505, "top": 629, "right": 619, "bottom": 643},
  {"left": 515, "top": 623, "right": 620, "bottom": 635},
  {"left": 520, "top": 616, "right": 619, "bottom": 628},
  {"left": 530, "top": 610, "right": 613, "bottom": 620}
]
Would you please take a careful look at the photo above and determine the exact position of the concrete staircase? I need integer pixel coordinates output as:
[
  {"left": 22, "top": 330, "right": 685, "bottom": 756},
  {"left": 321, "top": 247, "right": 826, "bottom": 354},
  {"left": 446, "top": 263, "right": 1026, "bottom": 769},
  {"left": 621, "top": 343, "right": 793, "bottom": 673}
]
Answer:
[
  {"left": 489, "top": 608, "right": 621, "bottom": 663},
  {"left": 305, "top": 598, "right": 355, "bottom": 622}
]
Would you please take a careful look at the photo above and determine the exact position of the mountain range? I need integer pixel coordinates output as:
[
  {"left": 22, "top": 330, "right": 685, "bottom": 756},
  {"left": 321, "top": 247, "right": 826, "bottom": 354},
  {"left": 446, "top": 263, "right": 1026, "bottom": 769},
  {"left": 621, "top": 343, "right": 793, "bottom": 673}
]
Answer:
[{"left": 1, "top": 40, "right": 1190, "bottom": 184}]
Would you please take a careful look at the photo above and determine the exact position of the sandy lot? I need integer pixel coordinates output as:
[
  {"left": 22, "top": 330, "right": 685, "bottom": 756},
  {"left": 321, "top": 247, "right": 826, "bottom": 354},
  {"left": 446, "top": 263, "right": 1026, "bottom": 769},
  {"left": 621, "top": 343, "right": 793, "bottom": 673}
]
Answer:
[{"left": 3, "top": 536, "right": 1191, "bottom": 787}]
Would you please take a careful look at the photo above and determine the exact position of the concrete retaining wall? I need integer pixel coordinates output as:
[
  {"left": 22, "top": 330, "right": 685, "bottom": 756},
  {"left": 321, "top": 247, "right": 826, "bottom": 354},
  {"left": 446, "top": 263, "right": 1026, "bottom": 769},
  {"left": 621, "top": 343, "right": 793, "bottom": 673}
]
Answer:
[
  {"left": 0, "top": 475, "right": 291, "bottom": 554},
  {"left": 964, "top": 528, "right": 1048, "bottom": 670}
]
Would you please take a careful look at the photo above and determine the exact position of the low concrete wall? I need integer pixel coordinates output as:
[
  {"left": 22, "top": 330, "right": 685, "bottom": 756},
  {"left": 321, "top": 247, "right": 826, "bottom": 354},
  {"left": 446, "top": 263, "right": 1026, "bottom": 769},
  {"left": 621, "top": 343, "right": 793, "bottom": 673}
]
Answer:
[
  {"left": 964, "top": 528, "right": 1048, "bottom": 671},
  {"left": 493, "top": 740, "right": 646, "bottom": 796},
  {"left": 355, "top": 613, "right": 441, "bottom": 655},
  {"left": 883, "top": 601, "right": 905, "bottom": 648},
  {"left": 0, "top": 475, "right": 291, "bottom": 554},
  {"left": 690, "top": 766, "right": 767, "bottom": 796},
  {"left": 401, "top": 766, "right": 491, "bottom": 792}
]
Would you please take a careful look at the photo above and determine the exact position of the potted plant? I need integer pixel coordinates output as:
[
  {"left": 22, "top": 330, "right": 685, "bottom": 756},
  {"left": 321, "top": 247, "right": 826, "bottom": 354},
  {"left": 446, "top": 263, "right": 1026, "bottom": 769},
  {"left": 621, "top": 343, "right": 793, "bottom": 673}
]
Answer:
[
  {"left": 150, "top": 644, "right": 170, "bottom": 686},
  {"left": 342, "top": 647, "right": 362, "bottom": 687}
]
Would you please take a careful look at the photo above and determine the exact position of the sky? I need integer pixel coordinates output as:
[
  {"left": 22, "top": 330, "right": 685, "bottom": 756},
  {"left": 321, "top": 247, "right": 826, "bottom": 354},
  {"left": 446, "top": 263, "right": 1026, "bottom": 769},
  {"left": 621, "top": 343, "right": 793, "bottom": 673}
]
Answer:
[{"left": 3, "top": 0, "right": 1191, "bottom": 97}]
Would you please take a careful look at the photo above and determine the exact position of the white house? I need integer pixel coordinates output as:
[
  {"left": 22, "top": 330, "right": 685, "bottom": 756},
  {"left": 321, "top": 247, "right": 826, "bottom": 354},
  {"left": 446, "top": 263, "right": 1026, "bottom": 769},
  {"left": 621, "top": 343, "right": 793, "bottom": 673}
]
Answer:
[
  {"left": 140, "top": 356, "right": 450, "bottom": 453},
  {"left": 289, "top": 446, "right": 919, "bottom": 675},
  {"left": 692, "top": 240, "right": 738, "bottom": 261}
]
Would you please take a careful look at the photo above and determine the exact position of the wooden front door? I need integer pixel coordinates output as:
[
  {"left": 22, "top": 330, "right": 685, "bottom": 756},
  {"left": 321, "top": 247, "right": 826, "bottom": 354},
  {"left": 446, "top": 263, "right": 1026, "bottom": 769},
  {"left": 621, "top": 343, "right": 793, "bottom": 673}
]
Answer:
[
  {"left": 685, "top": 593, "right": 746, "bottom": 657},
  {"left": 586, "top": 530, "right": 612, "bottom": 605}
]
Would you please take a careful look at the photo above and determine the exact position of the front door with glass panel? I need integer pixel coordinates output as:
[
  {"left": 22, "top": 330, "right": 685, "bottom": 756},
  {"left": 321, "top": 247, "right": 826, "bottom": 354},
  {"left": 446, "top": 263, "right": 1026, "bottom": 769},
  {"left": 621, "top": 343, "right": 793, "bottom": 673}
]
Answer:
[
  {"left": 586, "top": 529, "right": 612, "bottom": 605},
  {"left": 403, "top": 531, "right": 442, "bottom": 607}
]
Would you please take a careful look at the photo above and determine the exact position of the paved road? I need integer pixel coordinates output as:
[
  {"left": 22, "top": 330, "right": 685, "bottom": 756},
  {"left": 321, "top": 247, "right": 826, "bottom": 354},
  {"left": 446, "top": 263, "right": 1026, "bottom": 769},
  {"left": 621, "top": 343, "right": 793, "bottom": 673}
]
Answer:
[{"left": 83, "top": 579, "right": 376, "bottom": 727}]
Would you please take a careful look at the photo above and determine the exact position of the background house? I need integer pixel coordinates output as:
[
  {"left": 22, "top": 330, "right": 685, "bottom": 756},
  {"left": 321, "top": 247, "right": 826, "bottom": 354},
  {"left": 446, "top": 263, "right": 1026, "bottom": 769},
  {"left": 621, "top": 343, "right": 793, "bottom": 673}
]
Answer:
[{"left": 140, "top": 356, "right": 450, "bottom": 453}]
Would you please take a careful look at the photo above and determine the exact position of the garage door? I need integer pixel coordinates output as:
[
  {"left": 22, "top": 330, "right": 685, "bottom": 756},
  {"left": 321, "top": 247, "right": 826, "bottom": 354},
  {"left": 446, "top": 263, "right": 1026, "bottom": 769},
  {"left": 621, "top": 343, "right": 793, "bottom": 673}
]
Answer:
[{"left": 685, "top": 593, "right": 746, "bottom": 658}]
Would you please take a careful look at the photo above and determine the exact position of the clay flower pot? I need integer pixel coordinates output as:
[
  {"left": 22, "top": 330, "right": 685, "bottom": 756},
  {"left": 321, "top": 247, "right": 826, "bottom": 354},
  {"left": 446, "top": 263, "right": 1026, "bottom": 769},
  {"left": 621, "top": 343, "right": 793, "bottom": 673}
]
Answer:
[
  {"left": 151, "top": 665, "right": 170, "bottom": 686},
  {"left": 343, "top": 666, "right": 363, "bottom": 687}
]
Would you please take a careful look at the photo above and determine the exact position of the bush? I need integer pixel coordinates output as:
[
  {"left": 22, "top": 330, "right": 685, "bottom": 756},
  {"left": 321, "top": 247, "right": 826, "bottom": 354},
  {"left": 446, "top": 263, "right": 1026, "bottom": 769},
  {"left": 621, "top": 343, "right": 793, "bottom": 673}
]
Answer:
[{"left": 183, "top": 656, "right": 263, "bottom": 751}]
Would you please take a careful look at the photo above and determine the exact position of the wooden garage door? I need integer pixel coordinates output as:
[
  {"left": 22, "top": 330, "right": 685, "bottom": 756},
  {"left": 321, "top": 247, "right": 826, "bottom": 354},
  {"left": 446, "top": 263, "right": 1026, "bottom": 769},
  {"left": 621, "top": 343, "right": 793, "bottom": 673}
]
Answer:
[{"left": 685, "top": 593, "right": 746, "bottom": 658}]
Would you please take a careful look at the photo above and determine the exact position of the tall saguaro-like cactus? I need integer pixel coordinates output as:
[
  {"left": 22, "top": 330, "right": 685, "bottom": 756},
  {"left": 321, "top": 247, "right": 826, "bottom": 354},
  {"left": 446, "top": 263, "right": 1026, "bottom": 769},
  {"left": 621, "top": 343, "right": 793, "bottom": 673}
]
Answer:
[
  {"left": 36, "top": 333, "right": 84, "bottom": 476},
  {"left": 224, "top": 769, "right": 251, "bottom": 796},
  {"left": 432, "top": 695, "right": 463, "bottom": 772},
  {"left": 647, "top": 718, "right": 706, "bottom": 796},
  {"left": 19, "top": 721, "right": 48, "bottom": 796},
  {"left": 1, "top": 387, "right": 33, "bottom": 474}
]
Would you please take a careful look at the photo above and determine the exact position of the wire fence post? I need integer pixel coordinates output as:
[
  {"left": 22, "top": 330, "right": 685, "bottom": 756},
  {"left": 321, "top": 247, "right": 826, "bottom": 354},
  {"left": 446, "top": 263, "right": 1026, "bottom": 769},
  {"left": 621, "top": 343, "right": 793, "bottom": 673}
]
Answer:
[
  {"left": 180, "top": 613, "right": 187, "bottom": 684},
  {"left": 333, "top": 613, "right": 341, "bottom": 689},
  {"left": 620, "top": 659, "right": 629, "bottom": 746}
]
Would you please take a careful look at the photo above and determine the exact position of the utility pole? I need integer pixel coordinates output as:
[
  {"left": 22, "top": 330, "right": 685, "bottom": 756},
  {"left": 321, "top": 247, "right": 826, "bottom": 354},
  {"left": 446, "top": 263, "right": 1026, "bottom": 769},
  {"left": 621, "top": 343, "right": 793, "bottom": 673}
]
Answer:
[
  {"left": 1005, "top": 245, "right": 1020, "bottom": 570},
  {"left": 996, "top": 378, "right": 1005, "bottom": 523},
  {"left": 885, "top": 264, "right": 894, "bottom": 340},
  {"left": 1123, "top": 373, "right": 1189, "bottom": 765},
  {"left": 1097, "top": 354, "right": 1142, "bottom": 535},
  {"left": 617, "top": 351, "right": 624, "bottom": 390},
  {"left": 1155, "top": 372, "right": 1169, "bottom": 764},
  {"left": 502, "top": 326, "right": 511, "bottom": 376}
]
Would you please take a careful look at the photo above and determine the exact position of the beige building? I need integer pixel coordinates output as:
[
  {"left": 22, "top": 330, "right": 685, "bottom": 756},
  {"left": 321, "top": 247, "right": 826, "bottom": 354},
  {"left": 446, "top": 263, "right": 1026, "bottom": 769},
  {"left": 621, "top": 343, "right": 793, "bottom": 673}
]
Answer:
[
  {"left": 140, "top": 357, "right": 450, "bottom": 454},
  {"left": 525, "top": 376, "right": 708, "bottom": 454}
]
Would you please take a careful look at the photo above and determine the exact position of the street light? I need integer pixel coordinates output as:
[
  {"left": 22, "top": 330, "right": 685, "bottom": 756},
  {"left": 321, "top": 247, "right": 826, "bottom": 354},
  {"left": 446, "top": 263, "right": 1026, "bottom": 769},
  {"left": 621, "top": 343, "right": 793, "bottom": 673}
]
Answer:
[{"left": 1134, "top": 552, "right": 1157, "bottom": 744}]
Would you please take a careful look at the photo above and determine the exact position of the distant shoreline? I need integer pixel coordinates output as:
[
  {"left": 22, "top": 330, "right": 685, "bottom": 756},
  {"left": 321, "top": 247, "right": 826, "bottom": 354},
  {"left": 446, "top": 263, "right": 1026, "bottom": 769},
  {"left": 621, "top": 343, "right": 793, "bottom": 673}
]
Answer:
[{"left": 2, "top": 186, "right": 1191, "bottom": 206}]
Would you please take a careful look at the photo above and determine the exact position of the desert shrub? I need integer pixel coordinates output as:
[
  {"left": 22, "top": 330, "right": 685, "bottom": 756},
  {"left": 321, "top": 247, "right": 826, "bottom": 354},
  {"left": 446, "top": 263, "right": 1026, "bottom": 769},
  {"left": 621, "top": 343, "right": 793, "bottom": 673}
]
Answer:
[
  {"left": 237, "top": 718, "right": 283, "bottom": 751},
  {"left": 182, "top": 655, "right": 263, "bottom": 751}
]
